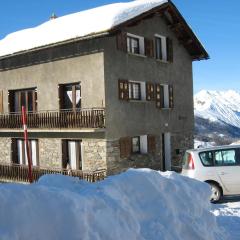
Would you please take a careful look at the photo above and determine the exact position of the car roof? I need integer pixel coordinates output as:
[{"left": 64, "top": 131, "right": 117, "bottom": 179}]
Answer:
[{"left": 187, "top": 144, "right": 240, "bottom": 153}]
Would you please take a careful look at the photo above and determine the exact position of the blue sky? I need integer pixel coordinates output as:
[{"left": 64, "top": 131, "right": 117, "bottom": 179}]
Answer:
[{"left": 0, "top": 0, "right": 239, "bottom": 93}]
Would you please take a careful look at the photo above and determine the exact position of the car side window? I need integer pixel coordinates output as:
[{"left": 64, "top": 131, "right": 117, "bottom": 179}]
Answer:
[
  {"left": 222, "top": 149, "right": 236, "bottom": 165},
  {"left": 214, "top": 149, "right": 237, "bottom": 166},
  {"left": 214, "top": 151, "right": 223, "bottom": 166},
  {"left": 199, "top": 151, "right": 213, "bottom": 166}
]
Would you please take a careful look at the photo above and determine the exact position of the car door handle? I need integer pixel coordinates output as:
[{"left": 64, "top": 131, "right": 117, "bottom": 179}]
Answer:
[{"left": 220, "top": 172, "right": 227, "bottom": 175}]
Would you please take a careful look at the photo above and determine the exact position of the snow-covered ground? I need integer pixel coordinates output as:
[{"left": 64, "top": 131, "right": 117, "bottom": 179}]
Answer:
[
  {"left": 213, "top": 198, "right": 240, "bottom": 240},
  {"left": 0, "top": 169, "right": 239, "bottom": 240}
]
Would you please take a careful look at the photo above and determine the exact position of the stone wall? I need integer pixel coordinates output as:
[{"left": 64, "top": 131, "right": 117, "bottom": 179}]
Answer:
[
  {"left": 82, "top": 139, "right": 107, "bottom": 171},
  {"left": 106, "top": 137, "right": 162, "bottom": 175},
  {"left": 39, "top": 138, "right": 62, "bottom": 168},
  {"left": 171, "top": 131, "right": 194, "bottom": 169},
  {"left": 0, "top": 138, "right": 11, "bottom": 164}
]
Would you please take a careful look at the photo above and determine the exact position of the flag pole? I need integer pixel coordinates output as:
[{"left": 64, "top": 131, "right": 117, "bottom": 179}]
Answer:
[{"left": 22, "top": 106, "right": 33, "bottom": 183}]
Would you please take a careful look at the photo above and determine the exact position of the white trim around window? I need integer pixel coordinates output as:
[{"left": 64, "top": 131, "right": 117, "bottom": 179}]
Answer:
[
  {"left": 155, "top": 34, "right": 167, "bottom": 61},
  {"left": 127, "top": 33, "right": 145, "bottom": 55},
  {"left": 128, "top": 80, "right": 146, "bottom": 101}
]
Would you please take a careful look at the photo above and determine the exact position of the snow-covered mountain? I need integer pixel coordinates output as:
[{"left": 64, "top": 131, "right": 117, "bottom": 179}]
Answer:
[
  {"left": 194, "top": 90, "right": 240, "bottom": 144},
  {"left": 195, "top": 90, "right": 240, "bottom": 128}
]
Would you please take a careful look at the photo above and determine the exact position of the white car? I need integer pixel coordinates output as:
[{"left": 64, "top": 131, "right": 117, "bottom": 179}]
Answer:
[{"left": 181, "top": 145, "right": 240, "bottom": 202}]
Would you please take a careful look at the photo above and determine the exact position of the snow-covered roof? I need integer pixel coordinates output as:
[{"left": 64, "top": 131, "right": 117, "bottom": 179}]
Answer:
[{"left": 0, "top": 0, "right": 168, "bottom": 58}]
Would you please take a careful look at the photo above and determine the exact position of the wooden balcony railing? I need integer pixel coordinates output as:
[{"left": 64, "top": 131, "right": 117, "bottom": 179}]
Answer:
[
  {"left": 0, "top": 108, "right": 105, "bottom": 129},
  {"left": 0, "top": 163, "right": 106, "bottom": 183}
]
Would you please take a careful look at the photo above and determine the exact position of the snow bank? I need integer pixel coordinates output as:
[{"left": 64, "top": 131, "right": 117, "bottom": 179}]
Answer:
[
  {"left": 0, "top": 0, "right": 167, "bottom": 57},
  {"left": 0, "top": 169, "right": 226, "bottom": 240}
]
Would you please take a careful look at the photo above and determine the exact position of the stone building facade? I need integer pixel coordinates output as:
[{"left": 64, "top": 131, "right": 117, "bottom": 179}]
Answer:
[{"left": 0, "top": 1, "right": 208, "bottom": 175}]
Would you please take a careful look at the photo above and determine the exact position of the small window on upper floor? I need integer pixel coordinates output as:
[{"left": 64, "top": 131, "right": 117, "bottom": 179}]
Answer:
[
  {"left": 155, "top": 34, "right": 173, "bottom": 62},
  {"left": 127, "top": 33, "right": 145, "bottom": 55}
]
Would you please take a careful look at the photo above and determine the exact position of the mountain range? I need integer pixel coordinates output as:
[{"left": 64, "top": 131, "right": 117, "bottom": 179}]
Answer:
[{"left": 194, "top": 90, "right": 240, "bottom": 145}]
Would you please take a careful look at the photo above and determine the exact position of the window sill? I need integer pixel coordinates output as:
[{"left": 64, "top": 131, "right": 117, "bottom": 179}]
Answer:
[
  {"left": 128, "top": 52, "right": 147, "bottom": 58},
  {"left": 129, "top": 100, "right": 148, "bottom": 103},
  {"left": 156, "top": 59, "right": 169, "bottom": 64}
]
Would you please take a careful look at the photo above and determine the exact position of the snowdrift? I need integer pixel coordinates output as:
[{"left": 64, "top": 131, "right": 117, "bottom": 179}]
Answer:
[{"left": 0, "top": 169, "right": 226, "bottom": 240}]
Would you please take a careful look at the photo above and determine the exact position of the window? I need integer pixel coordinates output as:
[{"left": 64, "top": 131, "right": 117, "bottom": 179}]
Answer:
[
  {"left": 199, "top": 151, "right": 214, "bottom": 166},
  {"left": 119, "top": 79, "right": 146, "bottom": 101},
  {"left": 9, "top": 88, "right": 37, "bottom": 113},
  {"left": 11, "top": 139, "right": 39, "bottom": 166},
  {"left": 129, "top": 82, "right": 141, "bottom": 100},
  {"left": 214, "top": 149, "right": 237, "bottom": 166},
  {"left": 127, "top": 33, "right": 145, "bottom": 55},
  {"left": 59, "top": 83, "right": 81, "bottom": 111},
  {"left": 62, "top": 140, "right": 82, "bottom": 170},
  {"left": 132, "top": 137, "right": 140, "bottom": 153},
  {"left": 156, "top": 84, "right": 174, "bottom": 109},
  {"left": 127, "top": 36, "right": 140, "bottom": 54},
  {"left": 120, "top": 135, "right": 156, "bottom": 157},
  {"left": 155, "top": 35, "right": 173, "bottom": 62},
  {"left": 155, "top": 36, "right": 166, "bottom": 61}
]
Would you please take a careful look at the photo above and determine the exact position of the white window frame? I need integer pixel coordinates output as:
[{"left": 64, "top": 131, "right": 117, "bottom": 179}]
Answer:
[
  {"left": 131, "top": 135, "right": 148, "bottom": 154},
  {"left": 127, "top": 33, "right": 145, "bottom": 55},
  {"left": 155, "top": 34, "right": 167, "bottom": 61},
  {"left": 17, "top": 139, "right": 38, "bottom": 166},
  {"left": 128, "top": 80, "right": 146, "bottom": 101},
  {"left": 159, "top": 84, "right": 170, "bottom": 109}
]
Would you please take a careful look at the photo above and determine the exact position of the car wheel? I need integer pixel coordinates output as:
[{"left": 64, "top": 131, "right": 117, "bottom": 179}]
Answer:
[{"left": 209, "top": 183, "right": 222, "bottom": 203}]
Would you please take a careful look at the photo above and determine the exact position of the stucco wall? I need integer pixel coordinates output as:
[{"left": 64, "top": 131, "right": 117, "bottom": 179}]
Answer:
[
  {"left": 104, "top": 15, "right": 194, "bottom": 143},
  {"left": 0, "top": 52, "right": 105, "bottom": 112}
]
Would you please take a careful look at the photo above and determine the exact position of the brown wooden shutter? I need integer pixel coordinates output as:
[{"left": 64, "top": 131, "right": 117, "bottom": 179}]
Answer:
[
  {"left": 146, "top": 83, "right": 155, "bottom": 101},
  {"left": 116, "top": 32, "right": 127, "bottom": 52},
  {"left": 167, "top": 37, "right": 173, "bottom": 62},
  {"left": 8, "top": 90, "right": 15, "bottom": 113},
  {"left": 118, "top": 79, "right": 129, "bottom": 101},
  {"left": 58, "top": 85, "right": 64, "bottom": 110},
  {"left": 0, "top": 90, "right": 3, "bottom": 113},
  {"left": 62, "top": 140, "right": 68, "bottom": 168},
  {"left": 144, "top": 38, "right": 154, "bottom": 58},
  {"left": 32, "top": 89, "right": 37, "bottom": 112},
  {"left": 169, "top": 85, "right": 174, "bottom": 109},
  {"left": 148, "top": 135, "right": 156, "bottom": 154},
  {"left": 119, "top": 137, "right": 132, "bottom": 158},
  {"left": 11, "top": 138, "right": 18, "bottom": 164},
  {"left": 155, "top": 84, "right": 163, "bottom": 109}
]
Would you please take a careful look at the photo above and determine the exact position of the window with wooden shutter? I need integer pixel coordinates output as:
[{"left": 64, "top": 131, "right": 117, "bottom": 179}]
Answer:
[
  {"left": 155, "top": 84, "right": 164, "bottom": 109},
  {"left": 146, "top": 83, "right": 155, "bottom": 101},
  {"left": 8, "top": 90, "right": 15, "bottom": 113},
  {"left": 119, "top": 137, "right": 132, "bottom": 158},
  {"left": 116, "top": 32, "right": 127, "bottom": 52},
  {"left": 169, "top": 85, "right": 174, "bottom": 109},
  {"left": 62, "top": 139, "right": 68, "bottom": 168},
  {"left": 167, "top": 38, "right": 173, "bottom": 62},
  {"left": 144, "top": 38, "right": 154, "bottom": 58},
  {"left": 0, "top": 90, "right": 3, "bottom": 114},
  {"left": 148, "top": 135, "right": 156, "bottom": 154},
  {"left": 11, "top": 138, "right": 18, "bottom": 164},
  {"left": 118, "top": 79, "right": 129, "bottom": 101},
  {"left": 58, "top": 85, "right": 64, "bottom": 110}
]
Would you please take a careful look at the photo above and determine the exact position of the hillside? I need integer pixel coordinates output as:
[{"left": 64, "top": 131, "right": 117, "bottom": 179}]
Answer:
[{"left": 194, "top": 90, "right": 240, "bottom": 145}]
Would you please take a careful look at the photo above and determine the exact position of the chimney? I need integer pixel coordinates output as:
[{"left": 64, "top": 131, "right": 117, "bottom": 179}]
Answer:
[{"left": 50, "top": 13, "right": 57, "bottom": 20}]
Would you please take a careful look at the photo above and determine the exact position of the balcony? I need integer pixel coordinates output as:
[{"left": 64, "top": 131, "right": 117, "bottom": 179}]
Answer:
[
  {"left": 0, "top": 108, "right": 105, "bottom": 129},
  {"left": 0, "top": 163, "right": 106, "bottom": 183}
]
